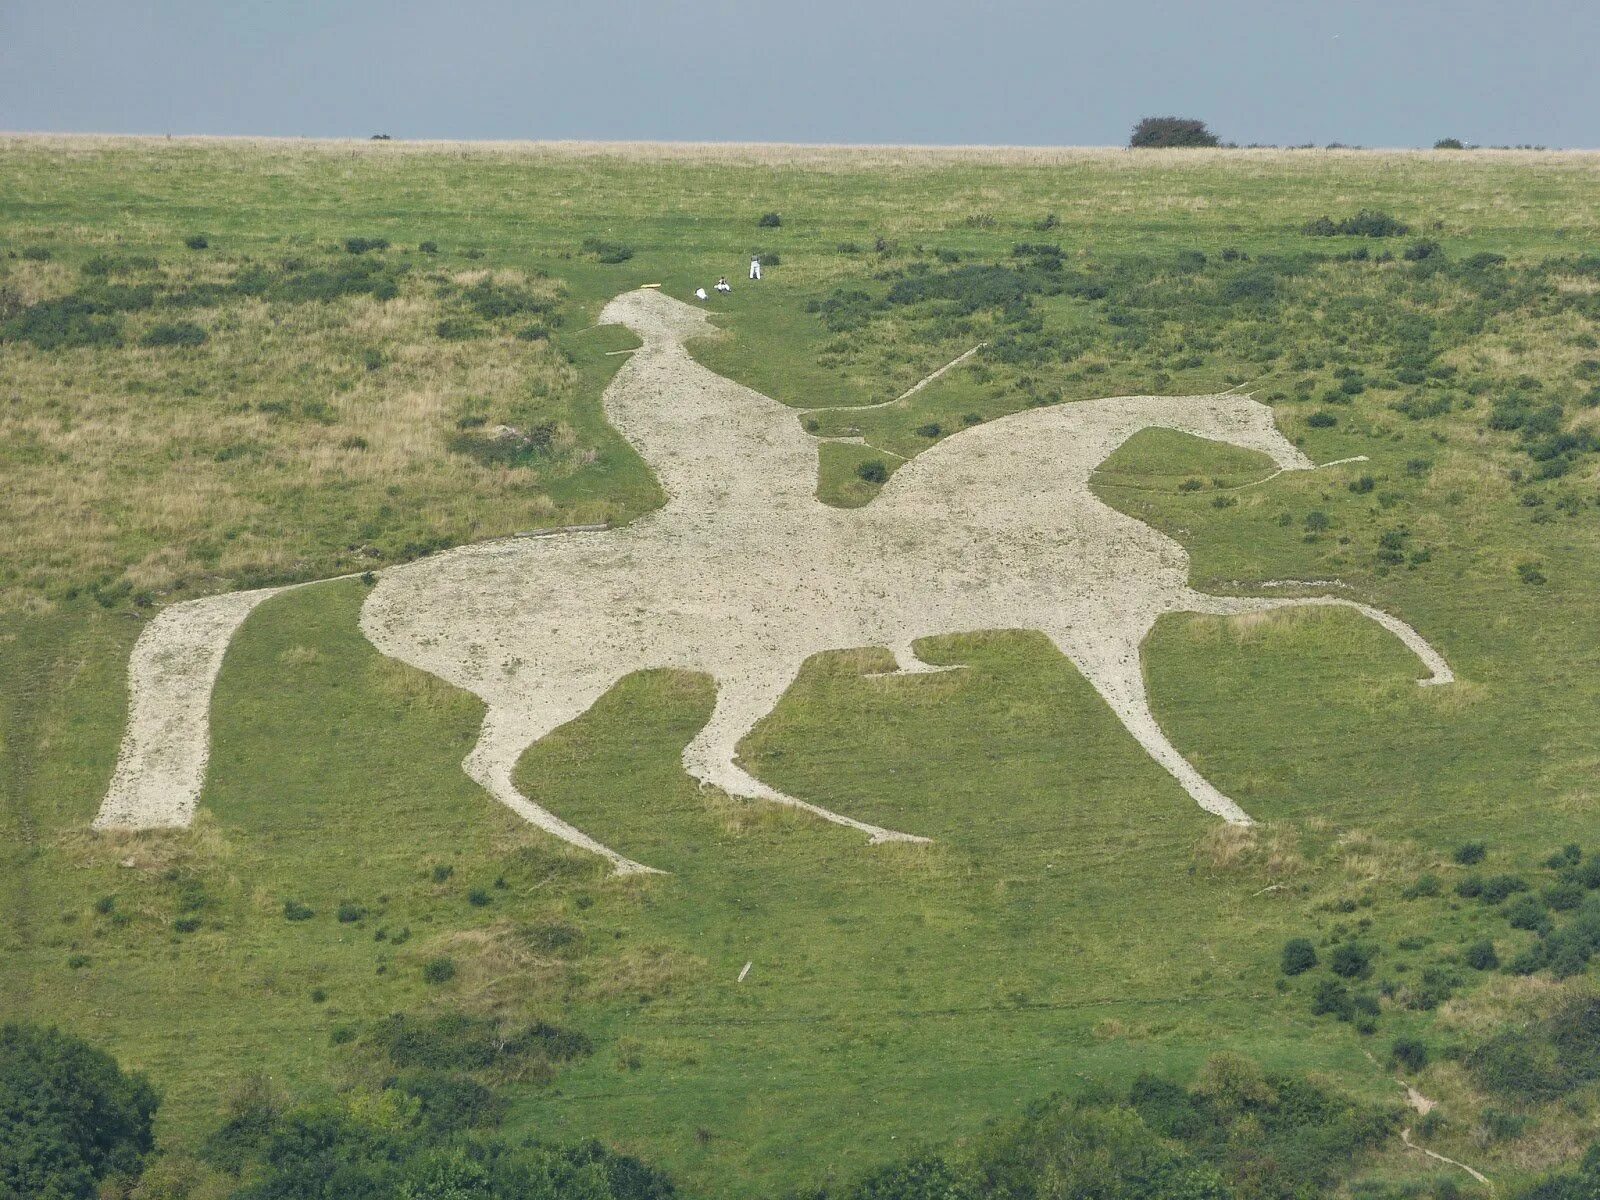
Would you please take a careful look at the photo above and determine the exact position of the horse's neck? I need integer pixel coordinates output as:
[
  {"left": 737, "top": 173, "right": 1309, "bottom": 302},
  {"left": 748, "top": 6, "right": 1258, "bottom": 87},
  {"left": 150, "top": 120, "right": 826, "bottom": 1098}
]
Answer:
[{"left": 607, "top": 342, "right": 820, "bottom": 513}]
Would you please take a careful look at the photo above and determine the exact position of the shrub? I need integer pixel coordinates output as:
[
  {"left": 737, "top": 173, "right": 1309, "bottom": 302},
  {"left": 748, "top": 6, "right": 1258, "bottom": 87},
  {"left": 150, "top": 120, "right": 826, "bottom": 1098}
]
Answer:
[
  {"left": 1330, "top": 941, "right": 1376, "bottom": 979},
  {"left": 435, "top": 317, "right": 485, "bottom": 341},
  {"left": 1547, "top": 844, "right": 1584, "bottom": 869},
  {"left": 1508, "top": 942, "right": 1549, "bottom": 975},
  {"left": 1434, "top": 137, "right": 1465, "bottom": 150},
  {"left": 467, "top": 888, "right": 491, "bottom": 908},
  {"left": 1303, "top": 209, "right": 1412, "bottom": 237},
  {"left": 1454, "top": 841, "right": 1488, "bottom": 865},
  {"left": 885, "top": 263, "right": 1041, "bottom": 313},
  {"left": 344, "top": 236, "right": 390, "bottom": 254},
  {"left": 518, "top": 921, "right": 585, "bottom": 955},
  {"left": 431, "top": 864, "right": 454, "bottom": 883},
  {"left": 856, "top": 460, "right": 889, "bottom": 485},
  {"left": 1505, "top": 894, "right": 1553, "bottom": 933},
  {"left": 395, "top": 1070, "right": 504, "bottom": 1132},
  {"left": 0, "top": 297, "right": 124, "bottom": 350},
  {"left": 173, "top": 916, "right": 201, "bottom": 934},
  {"left": 1349, "top": 474, "right": 1376, "bottom": 494},
  {"left": 1312, "top": 978, "right": 1354, "bottom": 1019},
  {"left": 184, "top": 234, "right": 209, "bottom": 250},
  {"left": 419, "top": 240, "right": 439, "bottom": 253},
  {"left": 1129, "top": 116, "right": 1220, "bottom": 148},
  {"left": 447, "top": 422, "right": 557, "bottom": 468},
  {"left": 1469, "top": 1029, "right": 1566, "bottom": 1101},
  {"left": 0, "top": 1024, "right": 159, "bottom": 1199},
  {"left": 1479, "top": 874, "right": 1530, "bottom": 904},
  {"left": 1392, "top": 1036, "right": 1428, "bottom": 1072},
  {"left": 914, "top": 423, "right": 943, "bottom": 439},
  {"left": 1281, "top": 938, "right": 1318, "bottom": 976},
  {"left": 1307, "top": 410, "right": 1338, "bottom": 428},
  {"left": 1464, "top": 939, "right": 1499, "bottom": 970},
  {"left": 336, "top": 902, "right": 367, "bottom": 924},
  {"left": 1405, "top": 240, "right": 1443, "bottom": 262},
  {"left": 461, "top": 278, "right": 553, "bottom": 321},
  {"left": 1407, "top": 967, "right": 1456, "bottom": 1011},
  {"left": 1545, "top": 930, "right": 1594, "bottom": 979},
  {"left": 1546, "top": 882, "right": 1585, "bottom": 911},
  {"left": 369, "top": 1012, "right": 592, "bottom": 1071},
  {"left": 581, "top": 238, "right": 634, "bottom": 264},
  {"left": 422, "top": 957, "right": 457, "bottom": 985},
  {"left": 757, "top": 212, "right": 781, "bottom": 227},
  {"left": 1392, "top": 392, "right": 1452, "bottom": 420},
  {"left": 1571, "top": 858, "right": 1600, "bottom": 889},
  {"left": 282, "top": 901, "right": 314, "bottom": 921},
  {"left": 139, "top": 321, "right": 207, "bottom": 348},
  {"left": 1403, "top": 874, "right": 1442, "bottom": 899},
  {"left": 1304, "top": 511, "right": 1330, "bottom": 532}
]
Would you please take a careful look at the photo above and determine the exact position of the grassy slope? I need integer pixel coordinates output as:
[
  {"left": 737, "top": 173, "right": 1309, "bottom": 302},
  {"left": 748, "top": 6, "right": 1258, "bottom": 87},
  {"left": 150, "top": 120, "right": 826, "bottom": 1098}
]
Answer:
[{"left": 3, "top": 139, "right": 1599, "bottom": 1196}]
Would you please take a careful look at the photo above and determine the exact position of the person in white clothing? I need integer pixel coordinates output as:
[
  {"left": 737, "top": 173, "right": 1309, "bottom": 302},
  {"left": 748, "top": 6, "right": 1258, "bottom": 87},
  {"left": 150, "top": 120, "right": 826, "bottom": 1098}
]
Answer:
[
  {"left": 694, "top": 287, "right": 708, "bottom": 301},
  {"left": 714, "top": 276, "right": 731, "bottom": 293},
  {"left": 749, "top": 256, "right": 761, "bottom": 281}
]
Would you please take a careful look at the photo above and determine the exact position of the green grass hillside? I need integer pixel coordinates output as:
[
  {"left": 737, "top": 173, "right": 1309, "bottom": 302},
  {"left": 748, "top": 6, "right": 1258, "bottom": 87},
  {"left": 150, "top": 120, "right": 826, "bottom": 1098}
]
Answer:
[{"left": 3, "top": 138, "right": 1600, "bottom": 1198}]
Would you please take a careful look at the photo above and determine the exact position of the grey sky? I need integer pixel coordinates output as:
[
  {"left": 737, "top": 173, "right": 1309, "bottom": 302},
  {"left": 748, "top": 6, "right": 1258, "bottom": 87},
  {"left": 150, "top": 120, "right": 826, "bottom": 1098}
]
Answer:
[{"left": 2, "top": 0, "right": 1597, "bottom": 147}]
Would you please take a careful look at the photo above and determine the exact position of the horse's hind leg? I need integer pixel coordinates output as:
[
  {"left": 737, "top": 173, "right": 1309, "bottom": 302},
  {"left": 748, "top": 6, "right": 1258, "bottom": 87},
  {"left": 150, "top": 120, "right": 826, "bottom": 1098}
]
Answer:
[
  {"left": 1050, "top": 632, "right": 1255, "bottom": 825},
  {"left": 682, "top": 671, "right": 931, "bottom": 844},
  {"left": 1183, "top": 591, "right": 1454, "bottom": 686},
  {"left": 465, "top": 701, "right": 662, "bottom": 876}
]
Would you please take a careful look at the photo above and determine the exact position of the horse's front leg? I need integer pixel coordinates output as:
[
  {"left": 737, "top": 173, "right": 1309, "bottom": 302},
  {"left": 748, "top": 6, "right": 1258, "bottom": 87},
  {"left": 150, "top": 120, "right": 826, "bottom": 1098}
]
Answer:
[
  {"left": 1046, "top": 624, "right": 1255, "bottom": 825},
  {"left": 465, "top": 692, "right": 664, "bottom": 876},
  {"left": 682, "top": 668, "right": 931, "bottom": 844}
]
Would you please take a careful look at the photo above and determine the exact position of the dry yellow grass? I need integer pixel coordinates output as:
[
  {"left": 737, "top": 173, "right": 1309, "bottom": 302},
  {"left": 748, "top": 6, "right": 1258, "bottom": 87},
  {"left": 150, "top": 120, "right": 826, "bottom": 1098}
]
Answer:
[{"left": 0, "top": 257, "right": 612, "bottom": 609}]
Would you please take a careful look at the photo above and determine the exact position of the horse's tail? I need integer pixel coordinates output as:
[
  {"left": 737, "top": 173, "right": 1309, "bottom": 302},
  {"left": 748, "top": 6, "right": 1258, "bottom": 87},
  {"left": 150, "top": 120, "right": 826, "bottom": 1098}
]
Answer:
[{"left": 93, "top": 583, "right": 300, "bottom": 831}]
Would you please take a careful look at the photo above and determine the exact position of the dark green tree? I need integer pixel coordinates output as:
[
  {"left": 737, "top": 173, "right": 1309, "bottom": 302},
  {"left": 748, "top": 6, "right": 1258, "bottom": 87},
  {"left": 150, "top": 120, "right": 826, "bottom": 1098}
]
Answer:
[
  {"left": 0, "top": 1024, "right": 159, "bottom": 1200},
  {"left": 1129, "top": 117, "right": 1220, "bottom": 148}
]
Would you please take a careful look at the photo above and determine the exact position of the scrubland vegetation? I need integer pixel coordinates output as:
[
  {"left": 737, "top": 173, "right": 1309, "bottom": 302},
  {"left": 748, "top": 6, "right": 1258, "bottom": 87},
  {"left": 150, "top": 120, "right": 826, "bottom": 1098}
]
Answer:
[{"left": 3, "top": 137, "right": 1600, "bottom": 1198}]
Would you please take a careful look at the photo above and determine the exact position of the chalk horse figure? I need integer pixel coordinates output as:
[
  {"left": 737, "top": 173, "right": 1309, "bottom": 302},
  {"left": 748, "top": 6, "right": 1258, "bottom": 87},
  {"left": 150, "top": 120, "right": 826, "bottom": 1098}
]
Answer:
[{"left": 95, "top": 289, "right": 1454, "bottom": 874}]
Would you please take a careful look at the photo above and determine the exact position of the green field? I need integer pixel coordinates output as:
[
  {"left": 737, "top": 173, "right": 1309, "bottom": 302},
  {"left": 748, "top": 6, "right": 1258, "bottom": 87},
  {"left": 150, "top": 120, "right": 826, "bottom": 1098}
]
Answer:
[{"left": 3, "top": 137, "right": 1600, "bottom": 1198}]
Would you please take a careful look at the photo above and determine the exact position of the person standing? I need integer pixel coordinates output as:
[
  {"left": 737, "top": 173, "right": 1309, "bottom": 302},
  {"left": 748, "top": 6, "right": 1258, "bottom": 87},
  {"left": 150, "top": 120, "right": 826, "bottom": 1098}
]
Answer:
[{"left": 749, "top": 255, "right": 762, "bottom": 281}]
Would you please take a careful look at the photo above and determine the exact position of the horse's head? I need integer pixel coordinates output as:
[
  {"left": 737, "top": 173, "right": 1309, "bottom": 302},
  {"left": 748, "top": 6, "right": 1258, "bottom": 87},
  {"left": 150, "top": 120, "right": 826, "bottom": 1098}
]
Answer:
[
  {"left": 1164, "top": 393, "right": 1315, "bottom": 474},
  {"left": 597, "top": 288, "right": 717, "bottom": 348}
]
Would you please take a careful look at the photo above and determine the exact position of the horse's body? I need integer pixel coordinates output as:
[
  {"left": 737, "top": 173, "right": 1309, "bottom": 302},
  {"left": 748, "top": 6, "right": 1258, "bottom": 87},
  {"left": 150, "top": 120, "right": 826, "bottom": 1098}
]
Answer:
[{"left": 97, "top": 289, "right": 1454, "bottom": 874}]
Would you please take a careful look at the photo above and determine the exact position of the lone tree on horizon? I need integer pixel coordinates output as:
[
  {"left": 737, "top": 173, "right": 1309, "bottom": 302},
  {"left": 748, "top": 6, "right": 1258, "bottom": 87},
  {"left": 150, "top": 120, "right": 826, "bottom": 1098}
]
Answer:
[{"left": 1129, "top": 116, "right": 1220, "bottom": 148}]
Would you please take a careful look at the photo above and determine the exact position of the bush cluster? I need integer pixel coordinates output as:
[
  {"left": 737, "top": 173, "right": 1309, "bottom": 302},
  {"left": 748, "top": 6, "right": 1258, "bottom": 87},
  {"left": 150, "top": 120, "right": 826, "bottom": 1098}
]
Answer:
[
  {"left": 1302, "top": 210, "right": 1412, "bottom": 237},
  {"left": 1129, "top": 116, "right": 1220, "bottom": 148},
  {"left": 0, "top": 1024, "right": 158, "bottom": 1200},
  {"left": 367, "top": 1011, "right": 592, "bottom": 1072},
  {"left": 1469, "top": 993, "right": 1600, "bottom": 1103},
  {"left": 200, "top": 1072, "right": 673, "bottom": 1200},
  {"left": 815, "top": 1054, "right": 1393, "bottom": 1200}
]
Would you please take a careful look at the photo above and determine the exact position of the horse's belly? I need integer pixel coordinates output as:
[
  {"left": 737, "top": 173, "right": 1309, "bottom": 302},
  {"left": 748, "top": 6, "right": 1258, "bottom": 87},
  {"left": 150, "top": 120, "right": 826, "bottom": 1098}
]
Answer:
[{"left": 358, "top": 533, "right": 828, "bottom": 700}]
